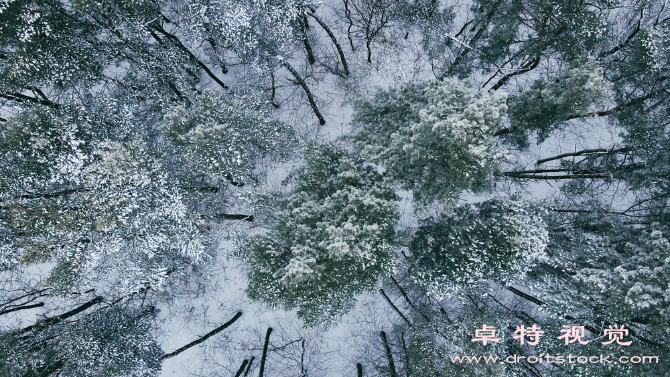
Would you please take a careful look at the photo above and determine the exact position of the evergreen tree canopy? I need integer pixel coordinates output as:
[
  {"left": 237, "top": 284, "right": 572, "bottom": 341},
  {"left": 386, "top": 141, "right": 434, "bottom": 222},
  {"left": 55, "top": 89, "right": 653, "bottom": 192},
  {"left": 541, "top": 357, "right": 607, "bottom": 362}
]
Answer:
[{"left": 243, "top": 144, "right": 398, "bottom": 325}]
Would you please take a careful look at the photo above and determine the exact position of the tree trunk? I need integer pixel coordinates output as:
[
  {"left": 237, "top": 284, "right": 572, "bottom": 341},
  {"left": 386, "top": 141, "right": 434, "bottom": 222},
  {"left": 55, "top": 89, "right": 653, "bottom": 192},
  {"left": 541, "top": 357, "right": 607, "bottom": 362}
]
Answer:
[
  {"left": 299, "top": 18, "right": 316, "bottom": 65},
  {"left": 270, "top": 71, "right": 280, "bottom": 108},
  {"left": 536, "top": 148, "right": 628, "bottom": 165},
  {"left": 401, "top": 331, "right": 412, "bottom": 376},
  {"left": 489, "top": 56, "right": 540, "bottom": 91},
  {"left": 208, "top": 214, "right": 254, "bottom": 222},
  {"left": 379, "top": 289, "right": 411, "bottom": 326},
  {"left": 243, "top": 356, "right": 255, "bottom": 377},
  {"left": 19, "top": 296, "right": 103, "bottom": 334},
  {"left": 380, "top": 331, "right": 398, "bottom": 377},
  {"left": 0, "top": 302, "right": 44, "bottom": 316},
  {"left": 307, "top": 11, "right": 350, "bottom": 75},
  {"left": 234, "top": 360, "right": 249, "bottom": 377},
  {"left": 258, "top": 327, "right": 273, "bottom": 377},
  {"left": 282, "top": 62, "right": 326, "bottom": 125},
  {"left": 343, "top": 0, "right": 355, "bottom": 51},
  {"left": 150, "top": 22, "right": 228, "bottom": 90},
  {"left": 0, "top": 92, "right": 60, "bottom": 109},
  {"left": 390, "top": 277, "right": 431, "bottom": 323},
  {"left": 161, "top": 311, "right": 242, "bottom": 360}
]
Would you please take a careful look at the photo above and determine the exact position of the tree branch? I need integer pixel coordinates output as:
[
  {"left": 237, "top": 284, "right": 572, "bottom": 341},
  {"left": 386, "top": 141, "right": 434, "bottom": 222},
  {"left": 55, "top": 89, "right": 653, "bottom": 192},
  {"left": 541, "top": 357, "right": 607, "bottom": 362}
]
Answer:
[
  {"left": 536, "top": 148, "right": 628, "bottom": 165},
  {"left": 437, "top": 307, "right": 453, "bottom": 325},
  {"left": 270, "top": 71, "right": 280, "bottom": 108},
  {"left": 206, "top": 37, "right": 228, "bottom": 74},
  {"left": 486, "top": 293, "right": 539, "bottom": 324},
  {"left": 0, "top": 92, "right": 60, "bottom": 109},
  {"left": 390, "top": 277, "right": 431, "bottom": 324},
  {"left": 300, "top": 339, "right": 306, "bottom": 376},
  {"left": 161, "top": 311, "right": 242, "bottom": 360},
  {"left": 258, "top": 327, "right": 273, "bottom": 377},
  {"left": 19, "top": 296, "right": 104, "bottom": 334},
  {"left": 494, "top": 85, "right": 666, "bottom": 137},
  {"left": 379, "top": 289, "right": 411, "bottom": 326},
  {"left": 401, "top": 331, "right": 412, "bottom": 377},
  {"left": 0, "top": 302, "right": 44, "bottom": 316},
  {"left": 445, "top": 1, "right": 501, "bottom": 76},
  {"left": 503, "top": 172, "right": 611, "bottom": 180},
  {"left": 0, "top": 289, "right": 49, "bottom": 309},
  {"left": 37, "top": 359, "right": 65, "bottom": 377},
  {"left": 489, "top": 56, "right": 540, "bottom": 91},
  {"left": 234, "top": 359, "right": 249, "bottom": 377},
  {"left": 454, "top": 19, "right": 473, "bottom": 38},
  {"left": 343, "top": 0, "right": 355, "bottom": 51},
  {"left": 150, "top": 22, "right": 228, "bottom": 90},
  {"left": 17, "top": 188, "right": 90, "bottom": 201},
  {"left": 243, "top": 356, "right": 255, "bottom": 377},
  {"left": 282, "top": 61, "right": 326, "bottom": 125},
  {"left": 506, "top": 286, "right": 543, "bottom": 306},
  {"left": 299, "top": 17, "right": 316, "bottom": 65},
  {"left": 600, "top": 8, "right": 644, "bottom": 58},
  {"left": 380, "top": 331, "right": 398, "bottom": 377},
  {"left": 504, "top": 161, "right": 647, "bottom": 180},
  {"left": 206, "top": 213, "right": 254, "bottom": 222},
  {"left": 307, "top": 10, "right": 350, "bottom": 75},
  {"left": 564, "top": 87, "right": 665, "bottom": 122}
]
